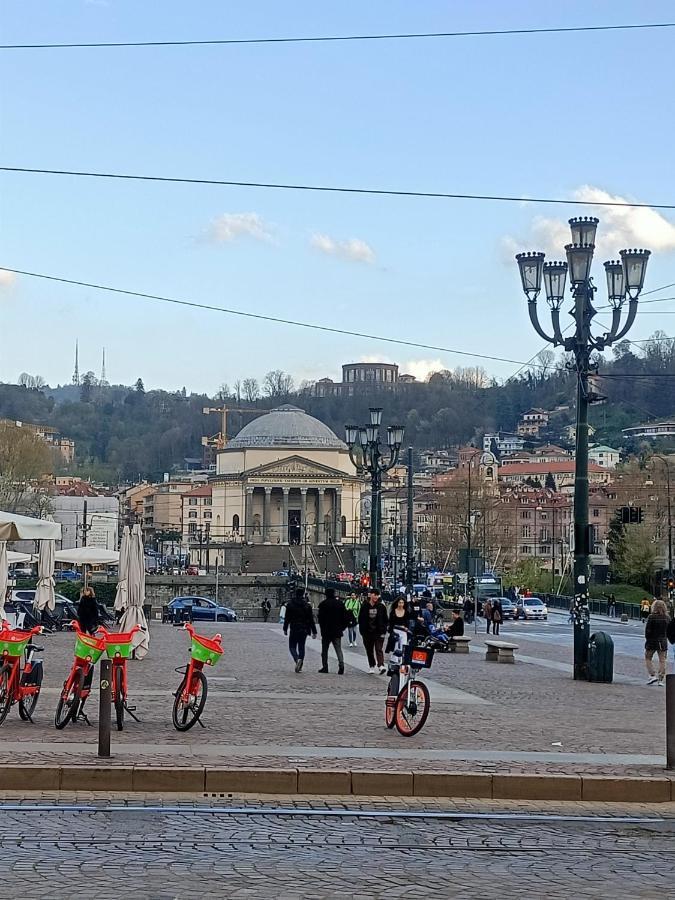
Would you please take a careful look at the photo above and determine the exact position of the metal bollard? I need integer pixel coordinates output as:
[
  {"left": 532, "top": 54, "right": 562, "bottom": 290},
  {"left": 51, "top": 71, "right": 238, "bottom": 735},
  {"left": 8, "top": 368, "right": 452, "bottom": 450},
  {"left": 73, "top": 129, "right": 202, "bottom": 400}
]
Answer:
[
  {"left": 98, "top": 658, "right": 112, "bottom": 758},
  {"left": 667, "top": 674, "right": 675, "bottom": 770}
]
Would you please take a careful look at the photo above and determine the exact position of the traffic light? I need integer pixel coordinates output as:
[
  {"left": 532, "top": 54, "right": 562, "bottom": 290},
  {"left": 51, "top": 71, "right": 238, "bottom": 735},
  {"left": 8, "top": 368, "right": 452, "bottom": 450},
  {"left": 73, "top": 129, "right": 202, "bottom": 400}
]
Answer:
[
  {"left": 667, "top": 576, "right": 675, "bottom": 592},
  {"left": 468, "top": 576, "right": 476, "bottom": 592},
  {"left": 620, "top": 506, "right": 644, "bottom": 524}
]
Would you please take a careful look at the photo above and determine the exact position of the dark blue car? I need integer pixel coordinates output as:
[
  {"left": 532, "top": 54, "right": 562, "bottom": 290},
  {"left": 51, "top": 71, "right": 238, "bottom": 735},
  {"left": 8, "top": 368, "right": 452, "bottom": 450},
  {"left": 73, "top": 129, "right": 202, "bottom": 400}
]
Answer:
[{"left": 169, "top": 596, "right": 237, "bottom": 622}]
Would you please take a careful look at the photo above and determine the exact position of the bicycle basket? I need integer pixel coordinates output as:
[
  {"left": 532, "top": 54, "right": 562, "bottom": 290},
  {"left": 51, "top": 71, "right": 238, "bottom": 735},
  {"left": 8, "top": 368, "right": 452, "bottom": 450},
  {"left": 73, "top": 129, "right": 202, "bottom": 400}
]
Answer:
[
  {"left": 74, "top": 632, "right": 106, "bottom": 664},
  {"left": 410, "top": 645, "right": 434, "bottom": 669},
  {"left": 0, "top": 629, "right": 32, "bottom": 658},
  {"left": 190, "top": 632, "right": 223, "bottom": 666},
  {"left": 102, "top": 630, "right": 137, "bottom": 659}
]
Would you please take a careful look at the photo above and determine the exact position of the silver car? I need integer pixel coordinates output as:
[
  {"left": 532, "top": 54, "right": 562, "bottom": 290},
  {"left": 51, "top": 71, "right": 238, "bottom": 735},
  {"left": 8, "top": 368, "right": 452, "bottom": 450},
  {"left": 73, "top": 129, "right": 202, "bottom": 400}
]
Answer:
[{"left": 514, "top": 597, "right": 548, "bottom": 620}]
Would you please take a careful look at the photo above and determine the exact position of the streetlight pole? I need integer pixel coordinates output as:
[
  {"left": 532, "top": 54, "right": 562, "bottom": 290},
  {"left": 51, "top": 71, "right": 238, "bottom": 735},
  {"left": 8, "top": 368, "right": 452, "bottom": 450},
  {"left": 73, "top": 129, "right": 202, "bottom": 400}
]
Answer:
[
  {"left": 517, "top": 219, "right": 650, "bottom": 679},
  {"left": 405, "top": 447, "right": 414, "bottom": 594},
  {"left": 345, "top": 410, "right": 404, "bottom": 590},
  {"left": 652, "top": 454, "right": 673, "bottom": 586}
]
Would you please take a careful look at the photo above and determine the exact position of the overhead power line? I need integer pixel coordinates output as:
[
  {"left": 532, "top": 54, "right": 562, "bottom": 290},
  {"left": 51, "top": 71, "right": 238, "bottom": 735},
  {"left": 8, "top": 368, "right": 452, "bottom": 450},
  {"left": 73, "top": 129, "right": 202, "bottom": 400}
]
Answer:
[
  {"left": 2, "top": 166, "right": 675, "bottom": 210},
  {"left": 0, "top": 266, "right": 551, "bottom": 370},
  {"left": 2, "top": 21, "right": 674, "bottom": 50}
]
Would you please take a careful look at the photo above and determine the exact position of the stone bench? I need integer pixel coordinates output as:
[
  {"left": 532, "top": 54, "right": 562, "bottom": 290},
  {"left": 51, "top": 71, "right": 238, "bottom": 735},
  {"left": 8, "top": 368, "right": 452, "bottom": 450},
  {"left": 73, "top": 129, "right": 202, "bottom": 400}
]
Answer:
[
  {"left": 449, "top": 636, "right": 471, "bottom": 654},
  {"left": 485, "top": 640, "right": 518, "bottom": 664}
]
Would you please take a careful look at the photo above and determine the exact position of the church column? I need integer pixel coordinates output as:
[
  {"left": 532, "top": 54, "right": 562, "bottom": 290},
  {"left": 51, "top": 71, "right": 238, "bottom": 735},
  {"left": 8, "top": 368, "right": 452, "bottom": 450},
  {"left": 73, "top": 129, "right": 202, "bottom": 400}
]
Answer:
[
  {"left": 244, "top": 487, "right": 253, "bottom": 544},
  {"left": 263, "top": 487, "right": 271, "bottom": 543},
  {"left": 282, "top": 487, "right": 290, "bottom": 545},
  {"left": 300, "top": 488, "right": 307, "bottom": 542},
  {"left": 319, "top": 488, "right": 327, "bottom": 543},
  {"left": 334, "top": 488, "right": 343, "bottom": 543}
]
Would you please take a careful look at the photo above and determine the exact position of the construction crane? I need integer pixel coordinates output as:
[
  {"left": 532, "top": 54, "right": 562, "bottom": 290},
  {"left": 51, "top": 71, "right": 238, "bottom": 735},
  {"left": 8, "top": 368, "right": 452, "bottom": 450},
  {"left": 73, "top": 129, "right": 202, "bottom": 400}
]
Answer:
[{"left": 201, "top": 405, "right": 260, "bottom": 464}]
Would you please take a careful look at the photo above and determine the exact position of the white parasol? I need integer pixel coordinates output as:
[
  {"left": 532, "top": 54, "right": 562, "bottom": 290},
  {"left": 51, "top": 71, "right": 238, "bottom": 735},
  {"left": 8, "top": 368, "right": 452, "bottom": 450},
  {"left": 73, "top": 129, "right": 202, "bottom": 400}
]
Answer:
[
  {"left": 0, "top": 511, "right": 61, "bottom": 542},
  {"left": 34, "top": 540, "right": 56, "bottom": 612},
  {"left": 114, "top": 526, "right": 130, "bottom": 612},
  {"left": 118, "top": 524, "right": 149, "bottom": 659}
]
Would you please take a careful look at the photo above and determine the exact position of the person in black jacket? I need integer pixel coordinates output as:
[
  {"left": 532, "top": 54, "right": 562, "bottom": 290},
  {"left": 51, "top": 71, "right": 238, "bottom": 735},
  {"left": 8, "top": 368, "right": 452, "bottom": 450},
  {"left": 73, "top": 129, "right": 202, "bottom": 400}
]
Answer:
[
  {"left": 317, "top": 587, "right": 351, "bottom": 674},
  {"left": 283, "top": 587, "right": 317, "bottom": 673},
  {"left": 644, "top": 599, "right": 669, "bottom": 685},
  {"left": 358, "top": 588, "right": 388, "bottom": 673},
  {"left": 77, "top": 586, "right": 100, "bottom": 636}
]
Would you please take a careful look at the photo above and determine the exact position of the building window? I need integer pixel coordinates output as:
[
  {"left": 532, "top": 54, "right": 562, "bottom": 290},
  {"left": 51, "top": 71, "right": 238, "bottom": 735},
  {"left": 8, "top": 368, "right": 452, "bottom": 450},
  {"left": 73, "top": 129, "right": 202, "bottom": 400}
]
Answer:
[
  {"left": 204, "top": 498, "right": 212, "bottom": 506},
  {"left": 521, "top": 510, "right": 531, "bottom": 520},
  {"left": 520, "top": 545, "right": 531, "bottom": 554},
  {"left": 188, "top": 498, "right": 198, "bottom": 506},
  {"left": 521, "top": 526, "right": 532, "bottom": 538},
  {"left": 593, "top": 508, "right": 599, "bottom": 517},
  {"left": 232, "top": 514, "right": 240, "bottom": 533},
  {"left": 203, "top": 511, "right": 212, "bottom": 519},
  {"left": 188, "top": 523, "right": 196, "bottom": 534},
  {"left": 188, "top": 511, "right": 197, "bottom": 519}
]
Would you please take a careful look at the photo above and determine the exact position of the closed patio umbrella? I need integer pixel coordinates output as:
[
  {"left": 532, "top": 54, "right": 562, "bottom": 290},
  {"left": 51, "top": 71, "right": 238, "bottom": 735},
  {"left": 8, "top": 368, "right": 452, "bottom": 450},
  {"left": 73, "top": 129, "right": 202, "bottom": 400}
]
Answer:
[
  {"left": 34, "top": 540, "right": 56, "bottom": 612},
  {"left": 0, "top": 511, "right": 61, "bottom": 541},
  {"left": 114, "top": 526, "right": 130, "bottom": 612},
  {"left": 0, "top": 542, "right": 7, "bottom": 621},
  {"left": 119, "top": 524, "right": 149, "bottom": 659}
]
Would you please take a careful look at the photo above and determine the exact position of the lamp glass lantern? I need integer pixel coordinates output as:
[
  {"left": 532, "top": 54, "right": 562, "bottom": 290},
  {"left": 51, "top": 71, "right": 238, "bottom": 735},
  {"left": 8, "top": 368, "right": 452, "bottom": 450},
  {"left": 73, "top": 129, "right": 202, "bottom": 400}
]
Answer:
[
  {"left": 569, "top": 216, "right": 599, "bottom": 246},
  {"left": 516, "top": 251, "right": 545, "bottom": 300},
  {"left": 620, "top": 249, "right": 651, "bottom": 299},
  {"left": 542, "top": 261, "right": 568, "bottom": 308},
  {"left": 366, "top": 424, "right": 378, "bottom": 444},
  {"left": 603, "top": 260, "right": 625, "bottom": 307},
  {"left": 345, "top": 425, "right": 359, "bottom": 447},
  {"left": 565, "top": 243, "right": 595, "bottom": 284},
  {"left": 369, "top": 407, "right": 383, "bottom": 427},
  {"left": 359, "top": 427, "right": 368, "bottom": 447}
]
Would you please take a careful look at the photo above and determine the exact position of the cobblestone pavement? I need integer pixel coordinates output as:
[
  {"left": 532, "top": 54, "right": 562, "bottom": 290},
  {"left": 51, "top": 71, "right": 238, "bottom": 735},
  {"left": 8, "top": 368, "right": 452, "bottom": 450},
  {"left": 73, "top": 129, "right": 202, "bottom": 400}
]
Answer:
[
  {"left": 0, "top": 622, "right": 668, "bottom": 774},
  {"left": 0, "top": 797, "right": 673, "bottom": 898}
]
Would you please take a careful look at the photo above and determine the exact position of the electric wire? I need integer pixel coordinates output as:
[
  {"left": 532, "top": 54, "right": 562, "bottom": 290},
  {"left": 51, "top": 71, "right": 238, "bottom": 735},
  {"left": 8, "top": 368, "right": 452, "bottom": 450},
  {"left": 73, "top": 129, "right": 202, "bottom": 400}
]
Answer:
[
  {"left": 2, "top": 21, "right": 674, "bottom": 50},
  {"left": 2, "top": 166, "right": 675, "bottom": 210}
]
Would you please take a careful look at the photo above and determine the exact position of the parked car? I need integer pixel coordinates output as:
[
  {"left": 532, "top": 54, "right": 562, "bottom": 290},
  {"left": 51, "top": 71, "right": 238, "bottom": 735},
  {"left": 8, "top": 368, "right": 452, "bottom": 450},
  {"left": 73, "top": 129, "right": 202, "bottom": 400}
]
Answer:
[
  {"left": 10, "top": 565, "right": 34, "bottom": 578},
  {"left": 56, "top": 569, "right": 80, "bottom": 582},
  {"left": 496, "top": 597, "right": 515, "bottom": 620},
  {"left": 186, "top": 566, "right": 199, "bottom": 576},
  {"left": 168, "top": 596, "right": 237, "bottom": 622},
  {"left": 9, "top": 591, "right": 79, "bottom": 631},
  {"left": 514, "top": 597, "right": 548, "bottom": 620}
]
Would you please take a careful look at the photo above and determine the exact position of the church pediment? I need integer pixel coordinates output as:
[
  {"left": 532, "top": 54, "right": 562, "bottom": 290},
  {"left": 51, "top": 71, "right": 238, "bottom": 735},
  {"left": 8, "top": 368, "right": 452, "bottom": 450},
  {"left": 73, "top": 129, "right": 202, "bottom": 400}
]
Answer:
[{"left": 243, "top": 455, "right": 353, "bottom": 480}]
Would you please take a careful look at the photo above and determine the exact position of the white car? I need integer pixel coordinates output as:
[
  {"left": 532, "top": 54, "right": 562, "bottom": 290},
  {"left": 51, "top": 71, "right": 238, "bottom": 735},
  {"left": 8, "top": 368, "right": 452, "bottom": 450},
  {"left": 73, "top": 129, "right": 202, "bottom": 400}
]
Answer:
[{"left": 514, "top": 597, "right": 548, "bottom": 620}]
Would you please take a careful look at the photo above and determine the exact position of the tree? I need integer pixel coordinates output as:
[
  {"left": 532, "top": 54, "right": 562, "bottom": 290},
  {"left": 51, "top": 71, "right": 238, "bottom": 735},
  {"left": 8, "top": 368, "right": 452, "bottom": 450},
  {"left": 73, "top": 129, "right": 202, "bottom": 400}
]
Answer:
[
  {"left": 545, "top": 472, "right": 556, "bottom": 491},
  {"left": 242, "top": 378, "right": 260, "bottom": 402},
  {"left": 216, "top": 383, "right": 231, "bottom": 401},
  {"left": 233, "top": 379, "right": 242, "bottom": 402},
  {"left": 80, "top": 372, "right": 97, "bottom": 403},
  {"left": 18, "top": 373, "right": 46, "bottom": 390},
  {"left": 0, "top": 422, "right": 53, "bottom": 511},
  {"left": 135, "top": 378, "right": 145, "bottom": 394},
  {"left": 263, "top": 369, "right": 294, "bottom": 399},
  {"left": 610, "top": 523, "right": 658, "bottom": 590}
]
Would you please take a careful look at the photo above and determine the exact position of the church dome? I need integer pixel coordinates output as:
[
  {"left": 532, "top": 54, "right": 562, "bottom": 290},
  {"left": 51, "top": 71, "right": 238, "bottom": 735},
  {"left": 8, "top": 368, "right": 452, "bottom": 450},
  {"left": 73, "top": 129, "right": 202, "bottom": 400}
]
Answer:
[{"left": 226, "top": 405, "right": 346, "bottom": 450}]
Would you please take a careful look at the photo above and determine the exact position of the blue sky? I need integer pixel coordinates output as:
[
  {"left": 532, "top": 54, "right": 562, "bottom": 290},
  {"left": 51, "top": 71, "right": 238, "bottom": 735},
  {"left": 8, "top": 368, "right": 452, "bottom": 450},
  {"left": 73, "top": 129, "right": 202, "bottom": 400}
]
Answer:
[{"left": 1, "top": 0, "right": 675, "bottom": 393}]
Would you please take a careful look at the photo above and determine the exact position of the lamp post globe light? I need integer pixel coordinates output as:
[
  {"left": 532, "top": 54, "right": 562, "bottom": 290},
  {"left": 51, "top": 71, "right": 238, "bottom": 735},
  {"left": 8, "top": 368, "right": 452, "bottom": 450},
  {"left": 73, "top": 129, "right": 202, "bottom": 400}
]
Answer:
[
  {"left": 345, "top": 409, "right": 404, "bottom": 589},
  {"left": 516, "top": 218, "right": 650, "bottom": 680}
]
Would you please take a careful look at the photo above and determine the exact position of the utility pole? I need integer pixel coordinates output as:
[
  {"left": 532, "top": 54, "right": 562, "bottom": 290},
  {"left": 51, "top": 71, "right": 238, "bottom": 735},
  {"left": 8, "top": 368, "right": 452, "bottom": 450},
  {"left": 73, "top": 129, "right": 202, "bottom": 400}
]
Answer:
[
  {"left": 82, "top": 499, "right": 88, "bottom": 547},
  {"left": 205, "top": 523, "right": 211, "bottom": 574},
  {"left": 652, "top": 455, "right": 673, "bottom": 586},
  {"left": 406, "top": 447, "right": 414, "bottom": 595}
]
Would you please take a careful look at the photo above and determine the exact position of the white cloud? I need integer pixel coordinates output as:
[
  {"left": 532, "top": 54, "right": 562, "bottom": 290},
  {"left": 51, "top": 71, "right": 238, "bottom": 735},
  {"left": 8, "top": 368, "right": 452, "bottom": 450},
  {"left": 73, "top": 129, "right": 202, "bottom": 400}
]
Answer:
[
  {"left": 402, "top": 358, "right": 444, "bottom": 381},
  {"left": 205, "top": 213, "right": 273, "bottom": 244},
  {"left": 310, "top": 233, "right": 376, "bottom": 264},
  {"left": 502, "top": 185, "right": 675, "bottom": 263},
  {"left": 0, "top": 270, "right": 17, "bottom": 290}
]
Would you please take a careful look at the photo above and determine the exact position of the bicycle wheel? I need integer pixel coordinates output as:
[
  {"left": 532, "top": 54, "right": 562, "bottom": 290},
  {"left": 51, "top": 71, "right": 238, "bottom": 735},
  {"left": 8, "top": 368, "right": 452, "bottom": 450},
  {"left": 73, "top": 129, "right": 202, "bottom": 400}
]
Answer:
[
  {"left": 114, "top": 665, "right": 125, "bottom": 731},
  {"left": 385, "top": 673, "right": 398, "bottom": 729},
  {"left": 172, "top": 670, "right": 207, "bottom": 732},
  {"left": 394, "top": 679, "right": 430, "bottom": 737},
  {"left": 18, "top": 687, "right": 40, "bottom": 721},
  {"left": 55, "top": 669, "right": 83, "bottom": 729},
  {"left": 0, "top": 666, "right": 13, "bottom": 726}
]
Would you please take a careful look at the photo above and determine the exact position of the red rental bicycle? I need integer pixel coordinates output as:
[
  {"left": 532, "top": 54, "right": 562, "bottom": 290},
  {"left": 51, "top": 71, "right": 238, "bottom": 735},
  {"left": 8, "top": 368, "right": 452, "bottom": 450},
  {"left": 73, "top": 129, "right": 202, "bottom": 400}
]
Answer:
[
  {"left": 172, "top": 622, "right": 223, "bottom": 731},
  {"left": 55, "top": 621, "right": 106, "bottom": 729},
  {"left": 97, "top": 625, "right": 142, "bottom": 731},
  {"left": 0, "top": 623, "right": 44, "bottom": 724}
]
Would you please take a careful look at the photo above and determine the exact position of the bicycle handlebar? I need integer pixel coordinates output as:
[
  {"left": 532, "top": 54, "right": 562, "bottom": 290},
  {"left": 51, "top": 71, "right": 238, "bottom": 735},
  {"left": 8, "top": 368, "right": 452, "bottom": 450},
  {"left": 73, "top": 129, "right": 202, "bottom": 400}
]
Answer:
[{"left": 0, "top": 622, "right": 43, "bottom": 638}]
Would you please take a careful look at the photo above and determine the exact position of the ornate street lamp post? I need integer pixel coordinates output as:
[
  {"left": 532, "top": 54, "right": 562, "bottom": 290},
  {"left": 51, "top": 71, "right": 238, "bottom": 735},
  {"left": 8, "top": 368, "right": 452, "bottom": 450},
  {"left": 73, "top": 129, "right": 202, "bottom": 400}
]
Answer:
[
  {"left": 516, "top": 218, "right": 650, "bottom": 679},
  {"left": 345, "top": 409, "right": 404, "bottom": 589},
  {"left": 651, "top": 455, "right": 673, "bottom": 589}
]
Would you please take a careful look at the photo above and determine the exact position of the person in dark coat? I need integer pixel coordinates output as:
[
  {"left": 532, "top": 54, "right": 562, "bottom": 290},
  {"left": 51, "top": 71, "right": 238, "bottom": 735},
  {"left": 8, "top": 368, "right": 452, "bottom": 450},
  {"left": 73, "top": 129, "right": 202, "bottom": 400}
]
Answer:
[
  {"left": 358, "top": 588, "right": 388, "bottom": 673},
  {"left": 462, "top": 595, "right": 474, "bottom": 624},
  {"left": 491, "top": 598, "right": 503, "bottom": 636},
  {"left": 77, "top": 586, "right": 100, "bottom": 636},
  {"left": 261, "top": 598, "right": 271, "bottom": 623},
  {"left": 283, "top": 587, "right": 317, "bottom": 673},
  {"left": 317, "top": 587, "right": 351, "bottom": 674},
  {"left": 644, "top": 599, "right": 669, "bottom": 685}
]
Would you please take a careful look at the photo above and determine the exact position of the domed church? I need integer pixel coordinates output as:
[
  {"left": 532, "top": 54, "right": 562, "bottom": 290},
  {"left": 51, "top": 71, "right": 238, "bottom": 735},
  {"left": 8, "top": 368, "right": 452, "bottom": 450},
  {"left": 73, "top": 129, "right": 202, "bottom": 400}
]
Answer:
[{"left": 210, "top": 406, "right": 364, "bottom": 571}]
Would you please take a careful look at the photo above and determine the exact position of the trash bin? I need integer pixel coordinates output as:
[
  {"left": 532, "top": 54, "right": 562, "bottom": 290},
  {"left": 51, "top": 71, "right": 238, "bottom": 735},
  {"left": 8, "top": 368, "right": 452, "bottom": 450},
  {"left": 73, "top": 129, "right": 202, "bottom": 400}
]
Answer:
[{"left": 588, "top": 631, "right": 614, "bottom": 683}]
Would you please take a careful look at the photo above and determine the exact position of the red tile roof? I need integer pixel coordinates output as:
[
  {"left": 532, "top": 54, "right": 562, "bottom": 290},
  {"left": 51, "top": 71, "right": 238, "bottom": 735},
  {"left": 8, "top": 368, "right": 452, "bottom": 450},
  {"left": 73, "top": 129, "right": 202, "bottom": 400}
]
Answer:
[
  {"left": 185, "top": 484, "right": 212, "bottom": 497},
  {"left": 499, "top": 461, "right": 606, "bottom": 475}
]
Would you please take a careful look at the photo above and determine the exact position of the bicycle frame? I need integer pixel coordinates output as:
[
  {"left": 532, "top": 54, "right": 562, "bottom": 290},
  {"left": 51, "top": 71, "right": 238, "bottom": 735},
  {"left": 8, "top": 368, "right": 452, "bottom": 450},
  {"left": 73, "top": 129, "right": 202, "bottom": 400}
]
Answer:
[
  {"left": 179, "top": 656, "right": 206, "bottom": 704},
  {"left": 0, "top": 625, "right": 43, "bottom": 716}
]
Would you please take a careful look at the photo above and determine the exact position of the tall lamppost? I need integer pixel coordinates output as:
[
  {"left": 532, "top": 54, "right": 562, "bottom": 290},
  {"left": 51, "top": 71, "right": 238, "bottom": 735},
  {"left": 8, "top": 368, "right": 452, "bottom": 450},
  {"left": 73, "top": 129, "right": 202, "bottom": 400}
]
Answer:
[
  {"left": 345, "top": 409, "right": 404, "bottom": 589},
  {"left": 650, "top": 454, "right": 673, "bottom": 587},
  {"left": 516, "top": 218, "right": 650, "bottom": 679}
]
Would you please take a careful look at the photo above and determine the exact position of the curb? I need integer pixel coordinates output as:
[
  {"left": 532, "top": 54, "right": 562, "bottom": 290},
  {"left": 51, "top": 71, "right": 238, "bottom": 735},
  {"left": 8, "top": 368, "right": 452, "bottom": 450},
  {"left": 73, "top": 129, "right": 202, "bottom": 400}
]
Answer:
[{"left": 1, "top": 766, "right": 674, "bottom": 803}]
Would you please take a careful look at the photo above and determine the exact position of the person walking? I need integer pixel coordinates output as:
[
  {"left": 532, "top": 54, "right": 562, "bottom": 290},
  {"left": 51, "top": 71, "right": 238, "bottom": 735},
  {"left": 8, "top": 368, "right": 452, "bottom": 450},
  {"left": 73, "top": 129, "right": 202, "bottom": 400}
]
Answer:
[
  {"left": 640, "top": 597, "right": 651, "bottom": 622},
  {"left": 667, "top": 614, "right": 675, "bottom": 674},
  {"left": 77, "top": 586, "right": 100, "bottom": 636},
  {"left": 491, "top": 598, "right": 503, "bottom": 636},
  {"left": 462, "top": 595, "right": 473, "bottom": 625},
  {"left": 344, "top": 592, "right": 361, "bottom": 647},
  {"left": 644, "top": 599, "right": 669, "bottom": 685},
  {"left": 278, "top": 602, "right": 287, "bottom": 626},
  {"left": 283, "top": 588, "right": 316, "bottom": 673},
  {"left": 261, "top": 598, "right": 271, "bottom": 623},
  {"left": 484, "top": 598, "right": 493, "bottom": 634},
  {"left": 317, "top": 587, "right": 350, "bottom": 674},
  {"left": 358, "top": 588, "right": 388, "bottom": 674},
  {"left": 607, "top": 594, "right": 617, "bottom": 619},
  {"left": 387, "top": 596, "right": 410, "bottom": 651}
]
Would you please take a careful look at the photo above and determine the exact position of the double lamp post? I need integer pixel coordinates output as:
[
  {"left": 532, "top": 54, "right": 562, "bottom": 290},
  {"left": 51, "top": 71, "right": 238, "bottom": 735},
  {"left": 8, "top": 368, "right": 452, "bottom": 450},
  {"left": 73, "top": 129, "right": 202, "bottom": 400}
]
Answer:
[
  {"left": 345, "top": 409, "right": 404, "bottom": 590},
  {"left": 516, "top": 217, "right": 650, "bottom": 679}
]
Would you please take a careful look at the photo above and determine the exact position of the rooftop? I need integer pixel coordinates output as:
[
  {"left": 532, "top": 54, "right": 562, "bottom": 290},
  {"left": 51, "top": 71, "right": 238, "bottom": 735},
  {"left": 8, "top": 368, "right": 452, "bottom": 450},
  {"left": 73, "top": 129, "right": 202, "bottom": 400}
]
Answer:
[{"left": 226, "top": 405, "right": 346, "bottom": 451}]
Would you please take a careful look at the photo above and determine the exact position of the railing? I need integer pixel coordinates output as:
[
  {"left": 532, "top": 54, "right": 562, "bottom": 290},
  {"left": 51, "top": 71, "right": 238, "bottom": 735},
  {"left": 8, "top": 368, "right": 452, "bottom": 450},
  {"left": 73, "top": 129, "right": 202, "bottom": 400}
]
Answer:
[{"left": 539, "top": 593, "right": 642, "bottom": 621}]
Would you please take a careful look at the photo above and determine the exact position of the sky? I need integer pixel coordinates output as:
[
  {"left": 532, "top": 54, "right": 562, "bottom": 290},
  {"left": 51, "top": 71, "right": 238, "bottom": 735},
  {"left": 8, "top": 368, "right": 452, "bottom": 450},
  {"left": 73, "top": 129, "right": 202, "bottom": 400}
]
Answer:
[{"left": 1, "top": 0, "right": 675, "bottom": 394}]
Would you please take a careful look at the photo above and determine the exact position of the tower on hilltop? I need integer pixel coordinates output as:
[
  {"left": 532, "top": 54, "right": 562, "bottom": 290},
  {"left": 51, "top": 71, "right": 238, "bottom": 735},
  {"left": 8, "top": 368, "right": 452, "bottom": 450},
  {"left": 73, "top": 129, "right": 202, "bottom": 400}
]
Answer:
[
  {"left": 100, "top": 347, "right": 108, "bottom": 386},
  {"left": 72, "top": 340, "right": 80, "bottom": 386}
]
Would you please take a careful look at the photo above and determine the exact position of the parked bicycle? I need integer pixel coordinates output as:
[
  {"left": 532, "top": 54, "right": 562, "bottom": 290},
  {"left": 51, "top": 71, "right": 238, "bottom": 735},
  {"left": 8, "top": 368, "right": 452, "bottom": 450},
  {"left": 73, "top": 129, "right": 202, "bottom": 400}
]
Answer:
[
  {"left": 385, "top": 626, "right": 433, "bottom": 736},
  {"left": 172, "top": 622, "right": 223, "bottom": 731},
  {"left": 97, "top": 625, "right": 142, "bottom": 731},
  {"left": 0, "top": 623, "right": 44, "bottom": 724},
  {"left": 55, "top": 621, "right": 106, "bottom": 729}
]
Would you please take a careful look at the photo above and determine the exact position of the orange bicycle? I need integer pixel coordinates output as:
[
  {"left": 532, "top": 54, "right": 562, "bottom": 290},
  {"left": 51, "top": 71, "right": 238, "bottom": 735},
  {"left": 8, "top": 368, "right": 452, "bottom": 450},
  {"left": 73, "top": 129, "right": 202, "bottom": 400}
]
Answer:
[
  {"left": 0, "top": 623, "right": 44, "bottom": 724},
  {"left": 172, "top": 622, "right": 223, "bottom": 731},
  {"left": 97, "top": 625, "right": 142, "bottom": 731},
  {"left": 55, "top": 621, "right": 106, "bottom": 729}
]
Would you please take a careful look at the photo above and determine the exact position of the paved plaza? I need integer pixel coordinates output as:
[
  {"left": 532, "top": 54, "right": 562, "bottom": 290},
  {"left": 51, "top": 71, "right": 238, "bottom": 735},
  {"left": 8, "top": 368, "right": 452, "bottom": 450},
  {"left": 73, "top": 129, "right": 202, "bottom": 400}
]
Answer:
[{"left": 0, "top": 612, "right": 670, "bottom": 776}]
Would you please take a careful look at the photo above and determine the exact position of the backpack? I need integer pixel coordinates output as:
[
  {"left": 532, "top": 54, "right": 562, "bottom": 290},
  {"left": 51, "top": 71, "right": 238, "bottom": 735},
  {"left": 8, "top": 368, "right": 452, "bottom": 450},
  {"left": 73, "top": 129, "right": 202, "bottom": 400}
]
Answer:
[{"left": 667, "top": 618, "right": 675, "bottom": 645}]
